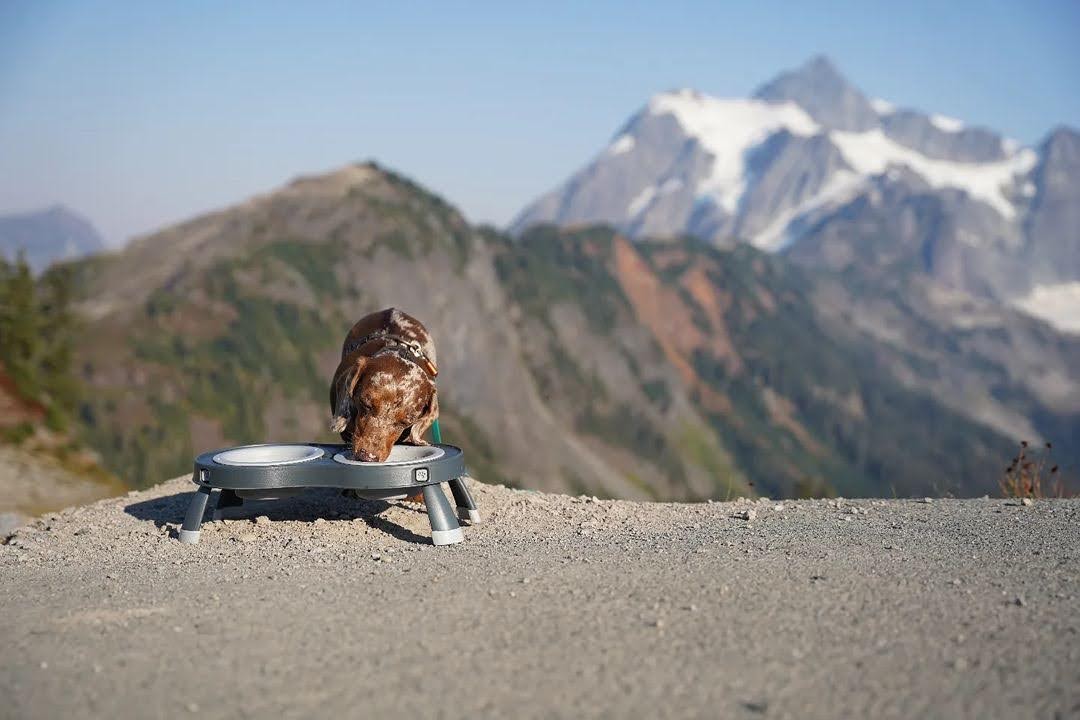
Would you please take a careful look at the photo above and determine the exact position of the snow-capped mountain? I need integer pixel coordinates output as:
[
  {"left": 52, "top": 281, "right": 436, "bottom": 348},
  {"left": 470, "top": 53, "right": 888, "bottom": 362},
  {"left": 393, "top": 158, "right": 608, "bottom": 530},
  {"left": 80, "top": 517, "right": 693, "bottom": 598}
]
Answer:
[{"left": 512, "top": 56, "right": 1080, "bottom": 332}]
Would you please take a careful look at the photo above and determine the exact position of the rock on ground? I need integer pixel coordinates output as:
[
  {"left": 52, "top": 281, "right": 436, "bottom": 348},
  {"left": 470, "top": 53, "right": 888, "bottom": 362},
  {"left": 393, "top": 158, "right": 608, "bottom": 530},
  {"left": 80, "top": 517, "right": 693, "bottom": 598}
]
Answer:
[{"left": 1, "top": 478, "right": 1078, "bottom": 719}]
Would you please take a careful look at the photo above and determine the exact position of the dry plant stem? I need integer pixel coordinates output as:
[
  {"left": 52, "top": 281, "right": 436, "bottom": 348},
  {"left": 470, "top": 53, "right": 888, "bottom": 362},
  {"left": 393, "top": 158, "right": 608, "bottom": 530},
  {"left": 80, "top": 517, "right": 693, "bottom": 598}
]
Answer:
[{"left": 1000, "top": 441, "right": 1068, "bottom": 498}]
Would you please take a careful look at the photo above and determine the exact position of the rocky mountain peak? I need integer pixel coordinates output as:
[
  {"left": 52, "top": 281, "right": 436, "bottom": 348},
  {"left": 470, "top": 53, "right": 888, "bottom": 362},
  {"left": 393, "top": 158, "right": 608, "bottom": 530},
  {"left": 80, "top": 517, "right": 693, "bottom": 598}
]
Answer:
[
  {"left": 511, "top": 57, "right": 1080, "bottom": 315},
  {"left": 753, "top": 54, "right": 879, "bottom": 131},
  {"left": 1040, "top": 126, "right": 1080, "bottom": 160}
]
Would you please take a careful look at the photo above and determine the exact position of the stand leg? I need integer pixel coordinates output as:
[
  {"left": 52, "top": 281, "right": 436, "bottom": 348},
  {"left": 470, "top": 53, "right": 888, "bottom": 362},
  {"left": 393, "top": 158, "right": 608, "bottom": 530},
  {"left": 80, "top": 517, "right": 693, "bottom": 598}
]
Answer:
[
  {"left": 213, "top": 488, "right": 243, "bottom": 520},
  {"left": 449, "top": 475, "right": 481, "bottom": 524},
  {"left": 422, "top": 483, "right": 464, "bottom": 546},
  {"left": 179, "top": 485, "right": 213, "bottom": 544}
]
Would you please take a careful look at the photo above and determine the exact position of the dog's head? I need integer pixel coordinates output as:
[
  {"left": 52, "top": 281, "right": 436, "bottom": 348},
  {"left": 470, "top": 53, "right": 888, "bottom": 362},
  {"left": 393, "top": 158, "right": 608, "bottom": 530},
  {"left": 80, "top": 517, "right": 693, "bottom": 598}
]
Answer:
[{"left": 330, "top": 353, "right": 437, "bottom": 462}]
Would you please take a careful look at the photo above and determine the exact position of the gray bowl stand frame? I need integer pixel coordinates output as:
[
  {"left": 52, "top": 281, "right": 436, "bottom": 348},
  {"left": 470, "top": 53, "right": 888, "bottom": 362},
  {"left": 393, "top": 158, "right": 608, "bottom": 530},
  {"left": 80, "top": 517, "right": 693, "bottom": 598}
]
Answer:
[{"left": 180, "top": 443, "right": 479, "bottom": 546}]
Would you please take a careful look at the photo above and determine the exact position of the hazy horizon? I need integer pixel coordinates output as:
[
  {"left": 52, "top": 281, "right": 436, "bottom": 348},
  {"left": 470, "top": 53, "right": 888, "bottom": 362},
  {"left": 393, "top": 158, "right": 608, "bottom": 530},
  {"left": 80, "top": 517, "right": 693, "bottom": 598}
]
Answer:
[{"left": 2, "top": 0, "right": 1078, "bottom": 246}]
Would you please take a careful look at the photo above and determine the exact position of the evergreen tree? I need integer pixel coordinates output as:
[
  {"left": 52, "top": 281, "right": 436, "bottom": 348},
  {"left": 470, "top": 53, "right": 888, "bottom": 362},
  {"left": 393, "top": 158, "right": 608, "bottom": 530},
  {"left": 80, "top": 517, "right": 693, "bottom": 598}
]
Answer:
[
  {"left": 0, "top": 255, "right": 80, "bottom": 430},
  {"left": 0, "top": 253, "right": 41, "bottom": 399},
  {"left": 38, "top": 264, "right": 79, "bottom": 428}
]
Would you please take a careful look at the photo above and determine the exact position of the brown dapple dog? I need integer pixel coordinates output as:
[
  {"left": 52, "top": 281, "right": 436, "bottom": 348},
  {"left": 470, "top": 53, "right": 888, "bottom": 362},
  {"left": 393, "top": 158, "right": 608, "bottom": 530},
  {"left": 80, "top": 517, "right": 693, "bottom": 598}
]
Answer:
[{"left": 329, "top": 308, "right": 439, "bottom": 463}]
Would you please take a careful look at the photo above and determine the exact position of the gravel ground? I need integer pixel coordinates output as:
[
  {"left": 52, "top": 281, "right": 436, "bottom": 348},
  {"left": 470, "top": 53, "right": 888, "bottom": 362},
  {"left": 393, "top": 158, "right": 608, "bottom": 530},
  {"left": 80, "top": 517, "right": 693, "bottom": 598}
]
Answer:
[{"left": 1, "top": 478, "right": 1078, "bottom": 719}]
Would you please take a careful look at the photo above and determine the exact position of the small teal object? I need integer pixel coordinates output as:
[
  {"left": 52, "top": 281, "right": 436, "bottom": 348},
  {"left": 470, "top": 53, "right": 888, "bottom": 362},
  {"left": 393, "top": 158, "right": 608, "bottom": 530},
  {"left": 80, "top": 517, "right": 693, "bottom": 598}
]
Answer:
[{"left": 431, "top": 418, "right": 443, "bottom": 444}]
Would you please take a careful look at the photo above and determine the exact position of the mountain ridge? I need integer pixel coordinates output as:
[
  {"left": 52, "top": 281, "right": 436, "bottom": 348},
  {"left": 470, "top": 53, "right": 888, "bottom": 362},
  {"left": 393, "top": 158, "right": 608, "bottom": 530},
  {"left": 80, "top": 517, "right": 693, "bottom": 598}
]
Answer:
[
  {"left": 511, "top": 56, "right": 1079, "bottom": 328},
  {"left": 56, "top": 162, "right": 1079, "bottom": 499}
]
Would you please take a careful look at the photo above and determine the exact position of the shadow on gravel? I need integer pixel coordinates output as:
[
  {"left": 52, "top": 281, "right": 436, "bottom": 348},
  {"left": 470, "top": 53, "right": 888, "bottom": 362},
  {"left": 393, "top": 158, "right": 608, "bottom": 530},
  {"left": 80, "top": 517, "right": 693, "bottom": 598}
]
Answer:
[{"left": 124, "top": 487, "right": 431, "bottom": 544}]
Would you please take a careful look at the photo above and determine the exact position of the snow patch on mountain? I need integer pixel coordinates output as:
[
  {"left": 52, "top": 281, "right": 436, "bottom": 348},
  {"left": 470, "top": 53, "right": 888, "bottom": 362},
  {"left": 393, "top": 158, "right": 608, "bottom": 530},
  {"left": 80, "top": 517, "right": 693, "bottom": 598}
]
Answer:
[
  {"left": 627, "top": 177, "right": 684, "bottom": 218},
  {"left": 649, "top": 90, "right": 819, "bottom": 213},
  {"left": 870, "top": 98, "right": 895, "bottom": 114},
  {"left": 608, "top": 134, "right": 635, "bottom": 155},
  {"left": 829, "top": 129, "right": 1037, "bottom": 218},
  {"left": 627, "top": 186, "right": 656, "bottom": 216},
  {"left": 929, "top": 114, "right": 965, "bottom": 133},
  {"left": 1011, "top": 282, "right": 1080, "bottom": 334},
  {"left": 659, "top": 178, "right": 684, "bottom": 194},
  {"left": 750, "top": 170, "right": 866, "bottom": 251}
]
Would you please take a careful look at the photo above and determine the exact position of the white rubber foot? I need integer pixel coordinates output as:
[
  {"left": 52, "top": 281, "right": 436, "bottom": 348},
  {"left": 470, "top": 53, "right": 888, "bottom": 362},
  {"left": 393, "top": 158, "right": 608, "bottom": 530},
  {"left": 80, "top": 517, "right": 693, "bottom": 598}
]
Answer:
[
  {"left": 178, "top": 529, "right": 201, "bottom": 544},
  {"left": 457, "top": 508, "right": 482, "bottom": 524},
  {"left": 431, "top": 527, "right": 464, "bottom": 546}
]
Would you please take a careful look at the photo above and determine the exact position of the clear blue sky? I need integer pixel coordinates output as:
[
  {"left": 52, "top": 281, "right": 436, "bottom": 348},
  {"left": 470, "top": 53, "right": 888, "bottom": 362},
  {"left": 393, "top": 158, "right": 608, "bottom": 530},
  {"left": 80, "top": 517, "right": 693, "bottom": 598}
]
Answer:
[{"left": 1, "top": 1, "right": 1078, "bottom": 246}]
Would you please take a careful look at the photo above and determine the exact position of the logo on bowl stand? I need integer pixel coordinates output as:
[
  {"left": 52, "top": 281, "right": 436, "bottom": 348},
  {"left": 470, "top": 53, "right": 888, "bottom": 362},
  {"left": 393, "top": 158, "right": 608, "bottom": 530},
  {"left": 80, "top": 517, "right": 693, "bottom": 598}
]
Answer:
[{"left": 413, "top": 468, "right": 429, "bottom": 483}]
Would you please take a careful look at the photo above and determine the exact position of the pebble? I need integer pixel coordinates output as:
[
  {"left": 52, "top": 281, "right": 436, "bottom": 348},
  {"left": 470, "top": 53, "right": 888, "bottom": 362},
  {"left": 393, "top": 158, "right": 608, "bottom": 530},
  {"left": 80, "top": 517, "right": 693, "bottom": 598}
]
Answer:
[
  {"left": 238, "top": 533, "right": 257, "bottom": 543},
  {"left": 733, "top": 509, "right": 757, "bottom": 521},
  {"left": 1013, "top": 596, "right": 1026, "bottom": 607},
  {"left": 255, "top": 516, "right": 271, "bottom": 525},
  {"left": 313, "top": 518, "right": 327, "bottom": 526},
  {"left": 918, "top": 497, "right": 933, "bottom": 504},
  {"left": 371, "top": 553, "right": 381, "bottom": 561},
  {"left": 1021, "top": 498, "right": 1033, "bottom": 506}
]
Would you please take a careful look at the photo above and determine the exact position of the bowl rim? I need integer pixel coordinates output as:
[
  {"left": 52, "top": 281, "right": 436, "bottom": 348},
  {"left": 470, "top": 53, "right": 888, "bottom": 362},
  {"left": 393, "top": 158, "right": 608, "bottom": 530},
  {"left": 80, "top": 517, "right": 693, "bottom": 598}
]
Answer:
[
  {"left": 333, "top": 445, "right": 446, "bottom": 466},
  {"left": 212, "top": 444, "right": 325, "bottom": 467}
]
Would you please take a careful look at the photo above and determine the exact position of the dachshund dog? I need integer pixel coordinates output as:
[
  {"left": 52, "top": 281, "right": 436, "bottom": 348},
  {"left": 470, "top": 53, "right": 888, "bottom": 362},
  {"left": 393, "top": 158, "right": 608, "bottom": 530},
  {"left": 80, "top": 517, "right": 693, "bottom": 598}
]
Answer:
[{"left": 330, "top": 308, "right": 439, "bottom": 462}]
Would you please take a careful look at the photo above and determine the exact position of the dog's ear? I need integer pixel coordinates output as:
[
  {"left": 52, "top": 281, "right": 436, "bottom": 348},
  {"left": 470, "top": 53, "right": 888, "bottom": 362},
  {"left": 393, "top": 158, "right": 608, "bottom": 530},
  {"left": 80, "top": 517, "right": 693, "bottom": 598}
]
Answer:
[
  {"left": 404, "top": 387, "right": 438, "bottom": 445},
  {"left": 330, "top": 356, "right": 367, "bottom": 433}
]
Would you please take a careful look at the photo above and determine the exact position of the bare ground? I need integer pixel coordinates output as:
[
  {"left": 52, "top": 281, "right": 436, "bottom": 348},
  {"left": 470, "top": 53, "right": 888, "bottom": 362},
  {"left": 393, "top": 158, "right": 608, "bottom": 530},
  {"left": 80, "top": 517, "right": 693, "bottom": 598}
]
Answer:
[{"left": 1, "top": 477, "right": 1078, "bottom": 719}]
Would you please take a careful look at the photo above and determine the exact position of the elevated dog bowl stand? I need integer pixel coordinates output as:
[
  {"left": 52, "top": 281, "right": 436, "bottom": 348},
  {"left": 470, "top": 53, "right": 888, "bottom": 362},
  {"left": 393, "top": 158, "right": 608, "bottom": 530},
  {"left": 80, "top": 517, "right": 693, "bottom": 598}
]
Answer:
[{"left": 179, "top": 443, "right": 478, "bottom": 546}]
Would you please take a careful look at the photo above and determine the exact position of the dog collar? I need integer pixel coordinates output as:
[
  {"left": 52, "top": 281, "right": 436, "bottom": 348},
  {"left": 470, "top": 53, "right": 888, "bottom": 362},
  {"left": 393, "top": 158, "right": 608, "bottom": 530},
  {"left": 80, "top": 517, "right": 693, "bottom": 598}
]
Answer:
[{"left": 351, "top": 330, "right": 438, "bottom": 378}]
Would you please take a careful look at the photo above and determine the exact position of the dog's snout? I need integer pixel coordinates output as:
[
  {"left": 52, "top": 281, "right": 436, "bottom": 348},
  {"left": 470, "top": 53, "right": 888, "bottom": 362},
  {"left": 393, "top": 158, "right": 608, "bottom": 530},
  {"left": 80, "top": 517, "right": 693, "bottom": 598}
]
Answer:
[{"left": 355, "top": 448, "right": 378, "bottom": 462}]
